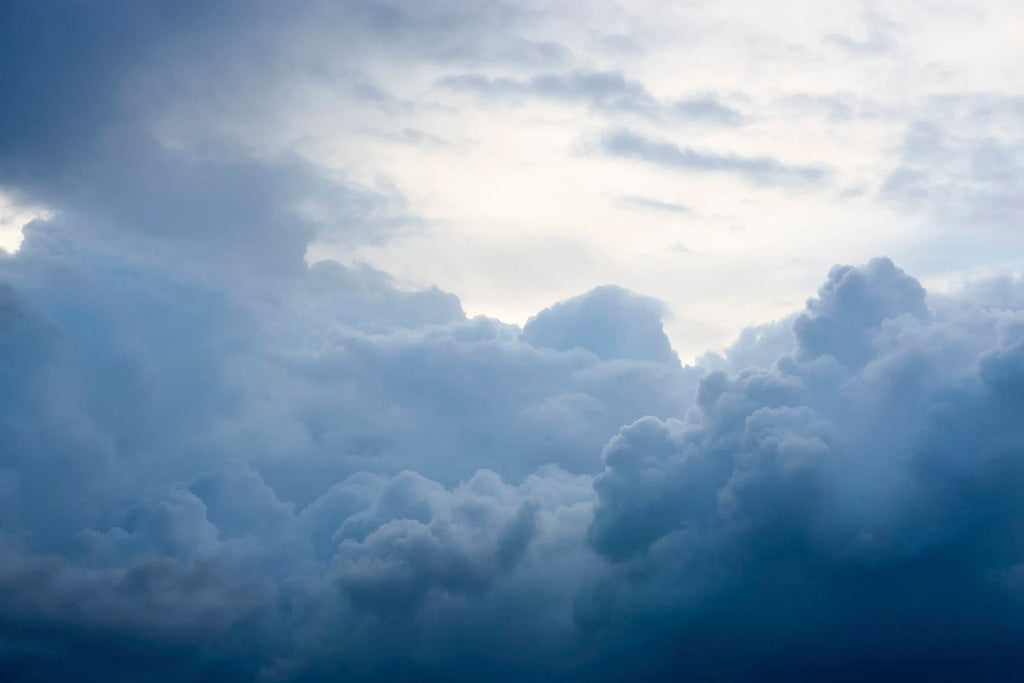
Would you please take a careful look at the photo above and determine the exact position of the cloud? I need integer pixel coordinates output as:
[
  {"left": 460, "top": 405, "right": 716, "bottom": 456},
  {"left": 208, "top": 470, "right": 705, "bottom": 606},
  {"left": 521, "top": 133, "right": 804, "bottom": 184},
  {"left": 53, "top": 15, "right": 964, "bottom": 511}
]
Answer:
[
  {"left": 824, "top": 8, "right": 901, "bottom": 55},
  {"left": 437, "top": 70, "right": 658, "bottom": 114},
  {"left": 881, "top": 99, "right": 1024, "bottom": 237},
  {"left": 520, "top": 286, "right": 679, "bottom": 365},
  {"left": 4, "top": 1, "right": 1024, "bottom": 680},
  {"left": 437, "top": 71, "right": 743, "bottom": 124},
  {"left": 611, "top": 195, "right": 694, "bottom": 215},
  {"left": 600, "top": 129, "right": 828, "bottom": 186},
  {"left": 7, "top": 184, "right": 1024, "bottom": 681},
  {"left": 580, "top": 257, "right": 1024, "bottom": 679}
]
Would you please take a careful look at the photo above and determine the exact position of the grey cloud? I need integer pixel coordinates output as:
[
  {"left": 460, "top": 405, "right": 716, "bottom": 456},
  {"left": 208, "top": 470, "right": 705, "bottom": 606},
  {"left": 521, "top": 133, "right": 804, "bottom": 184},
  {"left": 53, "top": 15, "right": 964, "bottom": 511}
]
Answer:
[
  {"left": 520, "top": 286, "right": 679, "bottom": 365},
  {"left": 824, "top": 31, "right": 893, "bottom": 55},
  {"left": 438, "top": 70, "right": 744, "bottom": 124},
  {"left": 824, "top": 8, "right": 901, "bottom": 55},
  {"left": 333, "top": 470, "right": 539, "bottom": 611},
  {"left": 596, "top": 33, "right": 646, "bottom": 55},
  {"left": 336, "top": 0, "right": 572, "bottom": 67},
  {"left": 601, "top": 129, "right": 828, "bottom": 186},
  {"left": 670, "top": 96, "right": 744, "bottom": 125},
  {"left": 777, "top": 92, "right": 900, "bottom": 122},
  {"left": 7, "top": 182, "right": 1024, "bottom": 681},
  {"left": 612, "top": 195, "right": 694, "bottom": 215},
  {"left": 0, "top": 168, "right": 696, "bottom": 677},
  {"left": 578, "top": 257, "right": 1024, "bottom": 679},
  {"left": 792, "top": 257, "right": 930, "bottom": 369},
  {"left": 783, "top": 93, "right": 856, "bottom": 120},
  {"left": 6, "top": 1, "right": 1024, "bottom": 680},
  {"left": 881, "top": 100, "right": 1024, "bottom": 234},
  {"left": 379, "top": 127, "right": 452, "bottom": 147},
  {"left": 698, "top": 317, "right": 797, "bottom": 374},
  {"left": 0, "top": 1, "right": 420, "bottom": 283}
]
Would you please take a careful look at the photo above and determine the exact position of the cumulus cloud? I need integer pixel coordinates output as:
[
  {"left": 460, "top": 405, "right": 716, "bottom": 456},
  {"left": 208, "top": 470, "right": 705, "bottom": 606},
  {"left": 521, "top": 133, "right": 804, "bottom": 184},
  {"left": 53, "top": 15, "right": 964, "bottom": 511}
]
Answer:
[
  {"left": 7, "top": 180, "right": 1024, "bottom": 681},
  {"left": 520, "top": 286, "right": 679, "bottom": 365},
  {"left": 580, "top": 257, "right": 1024, "bottom": 679},
  {"left": 4, "top": 1, "right": 1024, "bottom": 681}
]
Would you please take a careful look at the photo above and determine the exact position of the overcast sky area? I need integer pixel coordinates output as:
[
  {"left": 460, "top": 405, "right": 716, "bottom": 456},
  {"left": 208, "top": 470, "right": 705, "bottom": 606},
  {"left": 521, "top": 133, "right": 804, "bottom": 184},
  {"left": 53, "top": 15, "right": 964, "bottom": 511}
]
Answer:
[{"left": 3, "top": 1, "right": 1024, "bottom": 680}]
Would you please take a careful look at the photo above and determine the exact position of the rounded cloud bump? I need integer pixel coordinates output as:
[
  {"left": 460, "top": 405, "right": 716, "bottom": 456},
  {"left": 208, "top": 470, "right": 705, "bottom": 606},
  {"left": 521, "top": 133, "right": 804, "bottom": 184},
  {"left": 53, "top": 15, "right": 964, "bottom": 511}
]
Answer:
[{"left": 520, "top": 285, "right": 679, "bottom": 365}]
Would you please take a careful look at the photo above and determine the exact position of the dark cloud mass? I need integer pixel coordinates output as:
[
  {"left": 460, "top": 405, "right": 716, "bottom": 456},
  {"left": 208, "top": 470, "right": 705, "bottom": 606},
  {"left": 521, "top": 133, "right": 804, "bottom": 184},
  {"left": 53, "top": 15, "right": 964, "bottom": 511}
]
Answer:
[
  {"left": 7, "top": 223, "right": 1024, "bottom": 681},
  {"left": 3, "top": 2, "right": 1024, "bottom": 681}
]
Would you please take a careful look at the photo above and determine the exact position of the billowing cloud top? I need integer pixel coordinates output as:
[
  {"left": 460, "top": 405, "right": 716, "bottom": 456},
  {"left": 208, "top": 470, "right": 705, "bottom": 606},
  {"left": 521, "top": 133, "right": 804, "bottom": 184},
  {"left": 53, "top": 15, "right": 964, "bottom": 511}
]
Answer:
[{"left": 3, "top": 1, "right": 1024, "bottom": 681}]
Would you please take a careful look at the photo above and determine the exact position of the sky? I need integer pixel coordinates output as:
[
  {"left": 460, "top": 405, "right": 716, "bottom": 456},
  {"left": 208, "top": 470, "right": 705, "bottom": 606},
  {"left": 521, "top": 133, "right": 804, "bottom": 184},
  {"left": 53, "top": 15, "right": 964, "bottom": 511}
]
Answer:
[{"left": 3, "top": 1, "right": 1024, "bottom": 680}]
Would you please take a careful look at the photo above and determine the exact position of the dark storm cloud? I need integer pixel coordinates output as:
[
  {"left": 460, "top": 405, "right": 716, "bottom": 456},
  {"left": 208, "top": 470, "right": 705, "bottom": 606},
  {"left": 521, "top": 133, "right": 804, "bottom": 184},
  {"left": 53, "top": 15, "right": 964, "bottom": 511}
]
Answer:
[
  {"left": 4, "top": 1, "right": 1024, "bottom": 681},
  {"left": 520, "top": 286, "right": 680, "bottom": 365},
  {"left": 0, "top": 0, "right": 420, "bottom": 277},
  {"left": 601, "top": 129, "right": 828, "bottom": 186},
  {"left": 824, "top": 7, "right": 901, "bottom": 55},
  {"left": 8, "top": 191, "right": 1024, "bottom": 682},
  {"left": 578, "top": 258, "right": 1024, "bottom": 680}
]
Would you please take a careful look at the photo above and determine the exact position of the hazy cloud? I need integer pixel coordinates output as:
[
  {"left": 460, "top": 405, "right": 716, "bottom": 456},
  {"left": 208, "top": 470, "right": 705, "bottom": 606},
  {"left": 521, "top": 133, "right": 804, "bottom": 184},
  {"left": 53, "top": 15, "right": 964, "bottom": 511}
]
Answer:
[
  {"left": 612, "top": 195, "right": 694, "bottom": 215},
  {"left": 601, "top": 129, "right": 828, "bottom": 186},
  {"left": 438, "top": 71, "right": 744, "bottom": 123}
]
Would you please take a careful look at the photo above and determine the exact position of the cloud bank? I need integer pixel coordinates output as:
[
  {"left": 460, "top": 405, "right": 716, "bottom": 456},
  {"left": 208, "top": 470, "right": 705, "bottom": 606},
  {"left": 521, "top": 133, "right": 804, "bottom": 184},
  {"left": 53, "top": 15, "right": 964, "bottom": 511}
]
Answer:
[
  {"left": 5, "top": 200, "right": 1024, "bottom": 679},
  {"left": 4, "top": 1, "right": 1024, "bottom": 681}
]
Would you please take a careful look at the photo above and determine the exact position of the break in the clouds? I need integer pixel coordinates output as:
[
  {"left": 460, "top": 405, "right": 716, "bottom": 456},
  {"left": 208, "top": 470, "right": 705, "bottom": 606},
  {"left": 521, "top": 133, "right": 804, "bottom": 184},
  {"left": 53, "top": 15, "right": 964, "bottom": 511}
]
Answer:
[{"left": 3, "top": 1, "right": 1024, "bottom": 681}]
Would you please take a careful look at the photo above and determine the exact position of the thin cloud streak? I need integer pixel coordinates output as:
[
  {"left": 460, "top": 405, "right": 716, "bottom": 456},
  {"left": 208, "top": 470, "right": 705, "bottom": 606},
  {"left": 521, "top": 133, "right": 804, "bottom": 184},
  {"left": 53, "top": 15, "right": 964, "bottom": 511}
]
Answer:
[{"left": 600, "top": 129, "right": 829, "bottom": 186}]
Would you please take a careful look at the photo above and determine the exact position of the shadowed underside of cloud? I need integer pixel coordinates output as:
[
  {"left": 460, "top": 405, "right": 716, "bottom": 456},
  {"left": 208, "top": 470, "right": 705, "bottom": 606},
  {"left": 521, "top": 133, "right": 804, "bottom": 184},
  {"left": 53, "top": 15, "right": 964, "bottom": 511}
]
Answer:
[{"left": 601, "top": 129, "right": 828, "bottom": 186}]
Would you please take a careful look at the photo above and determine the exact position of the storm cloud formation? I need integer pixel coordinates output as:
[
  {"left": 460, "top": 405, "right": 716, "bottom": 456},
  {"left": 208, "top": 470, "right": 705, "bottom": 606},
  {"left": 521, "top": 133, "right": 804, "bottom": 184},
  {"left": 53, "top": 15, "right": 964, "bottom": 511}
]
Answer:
[
  {"left": 7, "top": 207, "right": 1024, "bottom": 680},
  {"left": 3, "top": 1, "right": 1024, "bottom": 681}
]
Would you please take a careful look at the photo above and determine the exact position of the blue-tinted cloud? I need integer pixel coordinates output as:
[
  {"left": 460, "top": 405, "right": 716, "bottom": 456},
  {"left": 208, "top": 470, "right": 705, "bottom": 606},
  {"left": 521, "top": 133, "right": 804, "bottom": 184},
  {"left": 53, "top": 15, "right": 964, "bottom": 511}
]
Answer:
[
  {"left": 611, "top": 195, "right": 694, "bottom": 215},
  {"left": 3, "top": 1, "right": 1024, "bottom": 681},
  {"left": 7, "top": 198, "right": 1024, "bottom": 680},
  {"left": 581, "top": 257, "right": 1024, "bottom": 679},
  {"left": 520, "top": 286, "right": 679, "bottom": 365},
  {"left": 438, "top": 70, "right": 743, "bottom": 124},
  {"left": 601, "top": 129, "right": 828, "bottom": 186}
]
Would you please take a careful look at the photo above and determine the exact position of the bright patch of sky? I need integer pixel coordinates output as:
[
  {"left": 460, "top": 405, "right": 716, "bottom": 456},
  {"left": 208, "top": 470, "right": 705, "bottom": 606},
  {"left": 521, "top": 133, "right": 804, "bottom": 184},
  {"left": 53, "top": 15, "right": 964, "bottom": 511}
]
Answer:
[
  {"left": 0, "top": 193, "right": 50, "bottom": 253},
  {"left": 143, "top": 0, "right": 1024, "bottom": 359}
]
